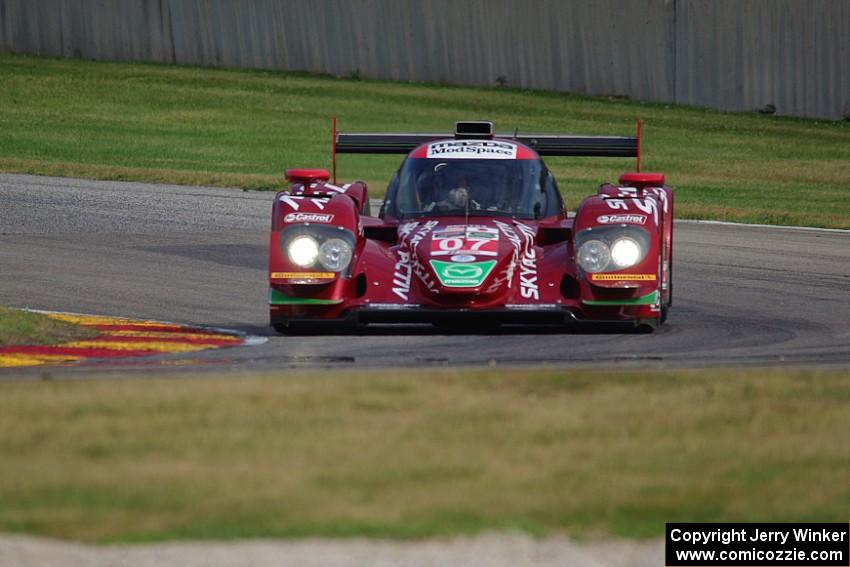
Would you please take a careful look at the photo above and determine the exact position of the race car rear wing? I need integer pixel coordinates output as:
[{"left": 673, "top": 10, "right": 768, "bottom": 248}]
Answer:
[
  {"left": 330, "top": 119, "right": 642, "bottom": 182},
  {"left": 335, "top": 133, "right": 448, "bottom": 155},
  {"left": 335, "top": 133, "right": 638, "bottom": 157}
]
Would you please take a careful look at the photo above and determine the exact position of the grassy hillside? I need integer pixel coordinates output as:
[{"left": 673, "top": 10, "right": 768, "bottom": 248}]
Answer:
[{"left": 0, "top": 54, "right": 848, "bottom": 227}]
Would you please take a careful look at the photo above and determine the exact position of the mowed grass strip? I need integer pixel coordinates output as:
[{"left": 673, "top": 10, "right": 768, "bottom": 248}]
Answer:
[
  {"left": 0, "top": 307, "right": 97, "bottom": 347},
  {"left": 0, "top": 368, "right": 848, "bottom": 542},
  {"left": 1, "top": 54, "right": 849, "bottom": 228}
]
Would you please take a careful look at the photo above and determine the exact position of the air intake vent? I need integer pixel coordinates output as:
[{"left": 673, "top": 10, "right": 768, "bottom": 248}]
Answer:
[{"left": 454, "top": 121, "right": 494, "bottom": 139}]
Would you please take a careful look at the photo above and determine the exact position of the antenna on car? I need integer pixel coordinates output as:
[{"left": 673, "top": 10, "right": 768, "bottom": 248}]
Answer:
[
  {"left": 331, "top": 117, "right": 338, "bottom": 184},
  {"left": 636, "top": 119, "right": 642, "bottom": 172}
]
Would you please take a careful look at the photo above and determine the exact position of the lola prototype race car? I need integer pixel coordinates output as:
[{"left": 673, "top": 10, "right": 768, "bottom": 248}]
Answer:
[{"left": 268, "top": 120, "right": 673, "bottom": 332}]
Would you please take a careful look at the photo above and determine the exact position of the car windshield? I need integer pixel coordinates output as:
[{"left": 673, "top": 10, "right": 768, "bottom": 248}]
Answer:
[{"left": 391, "top": 158, "right": 545, "bottom": 219}]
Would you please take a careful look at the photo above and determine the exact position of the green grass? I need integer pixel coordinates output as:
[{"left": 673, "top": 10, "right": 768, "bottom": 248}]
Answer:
[
  {"left": 0, "top": 368, "right": 848, "bottom": 542},
  {"left": 0, "top": 307, "right": 96, "bottom": 347},
  {"left": 0, "top": 54, "right": 848, "bottom": 227}
]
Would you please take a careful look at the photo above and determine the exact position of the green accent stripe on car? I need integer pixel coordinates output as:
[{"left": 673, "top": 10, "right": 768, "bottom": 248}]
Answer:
[
  {"left": 269, "top": 288, "right": 343, "bottom": 306},
  {"left": 582, "top": 290, "right": 658, "bottom": 307}
]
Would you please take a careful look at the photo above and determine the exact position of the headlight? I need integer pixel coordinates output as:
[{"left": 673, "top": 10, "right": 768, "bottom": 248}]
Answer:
[
  {"left": 288, "top": 236, "right": 319, "bottom": 267},
  {"left": 318, "top": 238, "right": 353, "bottom": 272},
  {"left": 577, "top": 239, "right": 610, "bottom": 273},
  {"left": 610, "top": 237, "right": 642, "bottom": 268}
]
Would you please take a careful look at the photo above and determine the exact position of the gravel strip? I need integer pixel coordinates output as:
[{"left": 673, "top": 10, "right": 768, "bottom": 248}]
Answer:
[{"left": 0, "top": 533, "right": 662, "bottom": 567}]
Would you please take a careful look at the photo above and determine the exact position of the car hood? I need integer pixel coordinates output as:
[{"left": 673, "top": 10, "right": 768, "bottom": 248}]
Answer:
[{"left": 396, "top": 217, "right": 538, "bottom": 303}]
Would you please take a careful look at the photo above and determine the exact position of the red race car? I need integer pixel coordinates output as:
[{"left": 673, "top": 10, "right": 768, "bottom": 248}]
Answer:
[{"left": 268, "top": 121, "right": 673, "bottom": 332}]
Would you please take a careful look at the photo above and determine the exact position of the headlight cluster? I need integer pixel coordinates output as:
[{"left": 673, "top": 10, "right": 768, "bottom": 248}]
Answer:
[
  {"left": 577, "top": 239, "right": 610, "bottom": 273},
  {"left": 610, "top": 238, "right": 642, "bottom": 268},
  {"left": 288, "top": 236, "right": 320, "bottom": 267},
  {"left": 316, "top": 238, "right": 353, "bottom": 271},
  {"left": 283, "top": 227, "right": 355, "bottom": 274},
  {"left": 576, "top": 228, "right": 648, "bottom": 273}
]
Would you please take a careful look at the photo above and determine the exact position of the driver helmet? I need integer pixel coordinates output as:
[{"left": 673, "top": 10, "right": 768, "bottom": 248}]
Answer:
[{"left": 446, "top": 186, "right": 469, "bottom": 208}]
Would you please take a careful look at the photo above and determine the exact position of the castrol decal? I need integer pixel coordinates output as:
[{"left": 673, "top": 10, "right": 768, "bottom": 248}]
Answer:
[
  {"left": 596, "top": 214, "right": 647, "bottom": 225},
  {"left": 284, "top": 212, "right": 334, "bottom": 223}
]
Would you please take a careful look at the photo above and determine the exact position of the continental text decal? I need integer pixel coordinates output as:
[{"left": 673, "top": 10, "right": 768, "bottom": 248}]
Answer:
[
  {"left": 591, "top": 273, "right": 656, "bottom": 281},
  {"left": 271, "top": 272, "right": 335, "bottom": 279}
]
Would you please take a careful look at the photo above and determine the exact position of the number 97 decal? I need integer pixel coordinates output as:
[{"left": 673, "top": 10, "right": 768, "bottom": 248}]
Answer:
[{"left": 431, "top": 235, "right": 499, "bottom": 257}]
